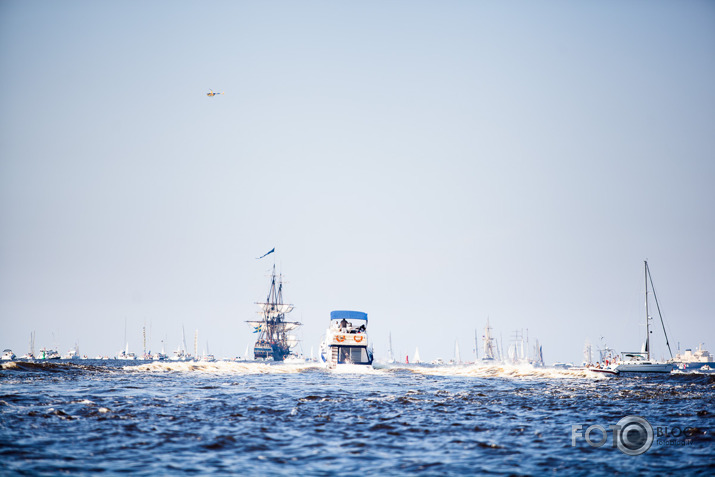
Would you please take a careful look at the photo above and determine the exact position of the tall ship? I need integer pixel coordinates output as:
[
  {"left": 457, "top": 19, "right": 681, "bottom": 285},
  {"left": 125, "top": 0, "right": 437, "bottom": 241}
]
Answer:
[
  {"left": 320, "top": 310, "right": 374, "bottom": 367},
  {"left": 247, "top": 265, "right": 301, "bottom": 361},
  {"left": 481, "top": 318, "right": 499, "bottom": 363}
]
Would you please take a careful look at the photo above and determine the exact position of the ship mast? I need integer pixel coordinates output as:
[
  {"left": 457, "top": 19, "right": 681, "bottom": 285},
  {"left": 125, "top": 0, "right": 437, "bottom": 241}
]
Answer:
[{"left": 644, "top": 260, "right": 651, "bottom": 361}]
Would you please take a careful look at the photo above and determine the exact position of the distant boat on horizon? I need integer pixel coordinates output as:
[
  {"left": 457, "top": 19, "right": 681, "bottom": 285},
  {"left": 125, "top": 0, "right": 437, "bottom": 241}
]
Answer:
[{"left": 673, "top": 343, "right": 715, "bottom": 371}]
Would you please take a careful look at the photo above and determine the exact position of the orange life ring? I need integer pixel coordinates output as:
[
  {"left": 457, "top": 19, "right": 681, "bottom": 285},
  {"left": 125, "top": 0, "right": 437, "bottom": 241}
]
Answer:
[
  {"left": 336, "top": 335, "right": 345, "bottom": 342},
  {"left": 354, "top": 335, "right": 364, "bottom": 343}
]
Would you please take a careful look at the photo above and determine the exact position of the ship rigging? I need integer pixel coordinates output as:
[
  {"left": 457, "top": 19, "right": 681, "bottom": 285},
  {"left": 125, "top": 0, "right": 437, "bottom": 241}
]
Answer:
[{"left": 247, "top": 265, "right": 301, "bottom": 361}]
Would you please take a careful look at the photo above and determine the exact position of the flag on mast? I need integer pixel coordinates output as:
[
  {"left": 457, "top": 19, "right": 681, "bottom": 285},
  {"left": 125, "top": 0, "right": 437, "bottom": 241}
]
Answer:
[{"left": 256, "top": 248, "right": 275, "bottom": 260}]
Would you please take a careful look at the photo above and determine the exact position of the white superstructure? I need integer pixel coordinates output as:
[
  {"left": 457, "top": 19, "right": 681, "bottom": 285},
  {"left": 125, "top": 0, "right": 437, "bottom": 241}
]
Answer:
[{"left": 320, "top": 310, "right": 373, "bottom": 368}]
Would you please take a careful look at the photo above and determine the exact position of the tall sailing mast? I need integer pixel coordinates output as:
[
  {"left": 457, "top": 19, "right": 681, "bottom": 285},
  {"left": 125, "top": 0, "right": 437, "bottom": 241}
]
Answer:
[{"left": 644, "top": 261, "right": 651, "bottom": 360}]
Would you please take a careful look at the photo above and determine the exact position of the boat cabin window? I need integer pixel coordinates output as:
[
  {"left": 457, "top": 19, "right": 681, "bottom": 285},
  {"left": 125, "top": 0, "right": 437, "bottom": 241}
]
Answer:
[{"left": 337, "top": 346, "right": 370, "bottom": 364}]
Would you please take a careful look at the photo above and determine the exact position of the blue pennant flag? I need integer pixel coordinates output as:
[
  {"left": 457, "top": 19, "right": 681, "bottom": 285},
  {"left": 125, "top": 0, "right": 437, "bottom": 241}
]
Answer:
[{"left": 256, "top": 248, "right": 275, "bottom": 260}]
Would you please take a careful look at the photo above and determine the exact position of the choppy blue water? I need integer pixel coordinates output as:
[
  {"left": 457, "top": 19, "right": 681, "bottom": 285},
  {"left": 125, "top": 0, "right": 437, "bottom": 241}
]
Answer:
[{"left": 1, "top": 360, "right": 713, "bottom": 476}]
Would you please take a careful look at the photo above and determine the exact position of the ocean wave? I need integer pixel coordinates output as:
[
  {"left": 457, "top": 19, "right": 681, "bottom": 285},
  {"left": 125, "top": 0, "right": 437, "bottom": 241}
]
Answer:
[{"left": 0, "top": 360, "right": 105, "bottom": 373}]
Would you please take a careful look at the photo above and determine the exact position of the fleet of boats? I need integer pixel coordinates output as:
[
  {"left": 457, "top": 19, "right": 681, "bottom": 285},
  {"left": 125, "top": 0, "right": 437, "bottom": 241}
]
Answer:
[{"left": 2, "top": 259, "right": 711, "bottom": 375}]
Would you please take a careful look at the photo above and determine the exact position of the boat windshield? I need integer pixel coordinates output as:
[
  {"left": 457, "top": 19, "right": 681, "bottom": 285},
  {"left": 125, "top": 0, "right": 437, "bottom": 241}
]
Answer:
[{"left": 336, "top": 346, "right": 370, "bottom": 365}]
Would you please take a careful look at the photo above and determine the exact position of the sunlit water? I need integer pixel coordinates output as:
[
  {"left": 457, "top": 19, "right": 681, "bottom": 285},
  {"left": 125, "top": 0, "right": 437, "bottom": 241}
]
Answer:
[{"left": 1, "top": 361, "right": 713, "bottom": 475}]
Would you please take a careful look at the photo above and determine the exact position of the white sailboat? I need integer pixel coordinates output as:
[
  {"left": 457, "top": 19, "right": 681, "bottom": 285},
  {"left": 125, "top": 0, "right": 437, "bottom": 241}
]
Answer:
[
  {"left": 473, "top": 329, "right": 479, "bottom": 362},
  {"left": 63, "top": 343, "right": 80, "bottom": 360},
  {"left": 117, "top": 318, "right": 137, "bottom": 360},
  {"left": 152, "top": 338, "right": 168, "bottom": 361},
  {"left": 202, "top": 341, "right": 216, "bottom": 362},
  {"left": 387, "top": 332, "right": 395, "bottom": 364},
  {"left": 615, "top": 261, "right": 674, "bottom": 373},
  {"left": 413, "top": 347, "right": 421, "bottom": 364},
  {"left": 583, "top": 341, "right": 593, "bottom": 366},
  {"left": 482, "top": 318, "right": 498, "bottom": 363},
  {"left": 117, "top": 342, "right": 137, "bottom": 360},
  {"left": 194, "top": 330, "right": 199, "bottom": 361},
  {"left": 171, "top": 326, "right": 190, "bottom": 361},
  {"left": 20, "top": 331, "right": 36, "bottom": 360}
]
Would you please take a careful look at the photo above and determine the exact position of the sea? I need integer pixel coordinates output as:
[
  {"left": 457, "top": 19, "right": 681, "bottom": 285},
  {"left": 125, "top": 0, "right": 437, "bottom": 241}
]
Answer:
[{"left": 1, "top": 360, "right": 713, "bottom": 476}]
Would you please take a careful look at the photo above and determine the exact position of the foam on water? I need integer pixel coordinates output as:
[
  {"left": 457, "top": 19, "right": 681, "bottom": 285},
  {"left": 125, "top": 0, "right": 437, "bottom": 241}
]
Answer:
[
  {"left": 397, "top": 363, "right": 612, "bottom": 380},
  {"left": 124, "top": 360, "right": 324, "bottom": 374},
  {"left": 118, "top": 360, "right": 615, "bottom": 379}
]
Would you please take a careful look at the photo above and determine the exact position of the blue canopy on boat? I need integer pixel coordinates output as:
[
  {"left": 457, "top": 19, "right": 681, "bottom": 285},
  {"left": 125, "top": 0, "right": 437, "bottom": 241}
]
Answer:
[{"left": 330, "top": 310, "right": 368, "bottom": 322}]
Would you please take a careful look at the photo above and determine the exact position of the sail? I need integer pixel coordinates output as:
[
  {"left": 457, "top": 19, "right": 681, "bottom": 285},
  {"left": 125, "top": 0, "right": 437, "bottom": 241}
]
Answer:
[
  {"left": 257, "top": 303, "right": 294, "bottom": 315},
  {"left": 249, "top": 320, "right": 301, "bottom": 330},
  {"left": 414, "top": 347, "right": 421, "bottom": 363},
  {"left": 287, "top": 335, "right": 299, "bottom": 347}
]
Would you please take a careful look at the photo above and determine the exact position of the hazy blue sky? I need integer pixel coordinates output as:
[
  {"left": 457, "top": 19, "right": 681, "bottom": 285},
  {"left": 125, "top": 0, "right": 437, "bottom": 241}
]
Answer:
[{"left": 1, "top": 1, "right": 714, "bottom": 363}]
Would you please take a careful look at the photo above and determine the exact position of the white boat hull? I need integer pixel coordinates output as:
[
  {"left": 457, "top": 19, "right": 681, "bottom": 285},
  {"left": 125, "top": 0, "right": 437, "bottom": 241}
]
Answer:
[{"left": 615, "top": 362, "right": 673, "bottom": 373}]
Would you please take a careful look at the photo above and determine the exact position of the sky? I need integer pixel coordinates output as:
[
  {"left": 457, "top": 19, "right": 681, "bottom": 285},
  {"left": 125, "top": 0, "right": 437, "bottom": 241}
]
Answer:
[{"left": 1, "top": 1, "right": 714, "bottom": 364}]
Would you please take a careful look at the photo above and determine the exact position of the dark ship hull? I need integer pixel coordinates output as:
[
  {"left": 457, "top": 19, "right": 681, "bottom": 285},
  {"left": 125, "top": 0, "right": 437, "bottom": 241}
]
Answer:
[{"left": 254, "top": 341, "right": 291, "bottom": 361}]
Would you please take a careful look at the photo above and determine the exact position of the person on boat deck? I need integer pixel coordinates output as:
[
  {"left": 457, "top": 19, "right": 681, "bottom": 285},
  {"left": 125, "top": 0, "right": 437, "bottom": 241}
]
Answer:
[
  {"left": 340, "top": 319, "right": 348, "bottom": 330},
  {"left": 358, "top": 324, "right": 366, "bottom": 332}
]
